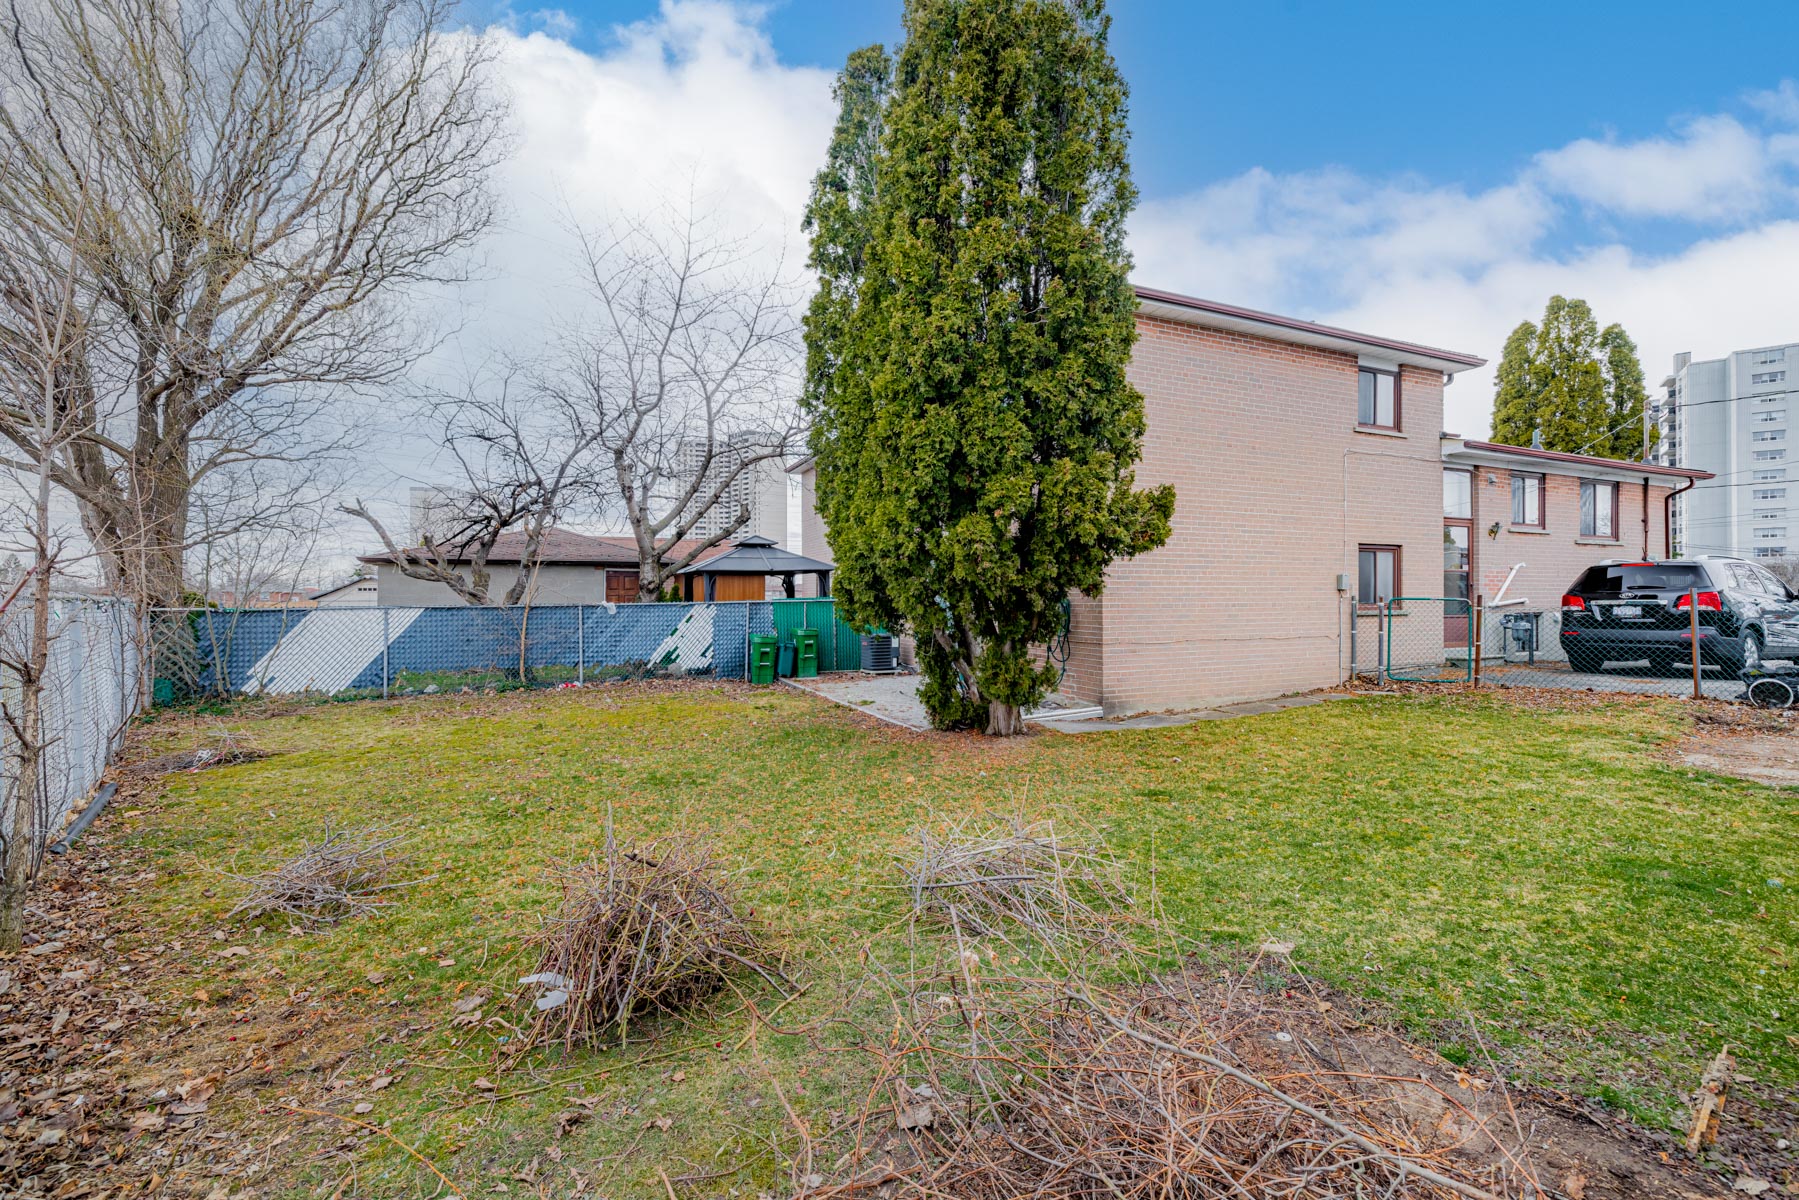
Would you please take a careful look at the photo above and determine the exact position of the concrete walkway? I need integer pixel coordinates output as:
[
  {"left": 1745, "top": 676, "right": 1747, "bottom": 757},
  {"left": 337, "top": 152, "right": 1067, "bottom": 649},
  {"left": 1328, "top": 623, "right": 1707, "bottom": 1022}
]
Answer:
[
  {"left": 784, "top": 672, "right": 1335, "bottom": 733},
  {"left": 1033, "top": 693, "right": 1339, "bottom": 733}
]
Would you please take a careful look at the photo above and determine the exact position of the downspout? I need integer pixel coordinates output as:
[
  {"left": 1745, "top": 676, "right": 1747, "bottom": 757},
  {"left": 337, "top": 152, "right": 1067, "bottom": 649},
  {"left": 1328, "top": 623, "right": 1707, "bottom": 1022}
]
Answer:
[{"left": 1665, "top": 476, "right": 1697, "bottom": 558}]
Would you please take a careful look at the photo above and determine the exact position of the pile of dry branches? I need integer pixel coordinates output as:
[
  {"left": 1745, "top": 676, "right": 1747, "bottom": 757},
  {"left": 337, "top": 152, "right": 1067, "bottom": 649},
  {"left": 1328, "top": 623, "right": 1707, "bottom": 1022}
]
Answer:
[
  {"left": 899, "top": 815, "right": 1133, "bottom": 947},
  {"left": 520, "top": 834, "right": 786, "bottom": 1048},
  {"left": 806, "top": 819, "right": 1532, "bottom": 1200},
  {"left": 224, "top": 825, "right": 422, "bottom": 927}
]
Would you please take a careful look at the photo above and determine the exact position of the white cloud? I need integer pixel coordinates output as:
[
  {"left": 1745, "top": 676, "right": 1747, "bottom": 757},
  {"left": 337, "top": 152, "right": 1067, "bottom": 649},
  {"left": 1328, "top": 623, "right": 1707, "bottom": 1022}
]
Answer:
[
  {"left": 1132, "top": 89, "right": 1799, "bottom": 439},
  {"left": 1531, "top": 115, "right": 1779, "bottom": 221},
  {"left": 435, "top": 5, "right": 1799, "bottom": 474}
]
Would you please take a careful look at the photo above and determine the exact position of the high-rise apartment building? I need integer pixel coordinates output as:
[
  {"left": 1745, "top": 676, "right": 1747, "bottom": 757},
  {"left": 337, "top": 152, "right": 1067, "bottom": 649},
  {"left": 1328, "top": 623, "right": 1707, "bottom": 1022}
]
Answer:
[{"left": 1658, "top": 344, "right": 1798, "bottom": 559}]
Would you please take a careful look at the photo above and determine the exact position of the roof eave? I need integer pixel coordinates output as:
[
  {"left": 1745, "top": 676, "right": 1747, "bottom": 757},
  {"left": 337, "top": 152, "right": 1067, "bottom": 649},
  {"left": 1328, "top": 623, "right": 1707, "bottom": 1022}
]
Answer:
[
  {"left": 1133, "top": 285, "right": 1486, "bottom": 377},
  {"left": 1444, "top": 439, "right": 1713, "bottom": 482}
]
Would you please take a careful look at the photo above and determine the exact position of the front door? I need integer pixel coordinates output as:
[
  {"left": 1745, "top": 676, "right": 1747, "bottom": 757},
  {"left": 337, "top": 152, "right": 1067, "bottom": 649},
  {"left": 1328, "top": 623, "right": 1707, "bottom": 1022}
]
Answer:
[{"left": 604, "top": 570, "right": 640, "bottom": 604}]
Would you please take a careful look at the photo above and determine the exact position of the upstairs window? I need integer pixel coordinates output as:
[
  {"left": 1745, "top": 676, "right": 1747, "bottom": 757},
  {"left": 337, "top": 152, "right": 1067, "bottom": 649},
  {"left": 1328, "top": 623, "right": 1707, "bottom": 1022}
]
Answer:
[
  {"left": 1757, "top": 410, "right": 1786, "bottom": 423},
  {"left": 1756, "top": 450, "right": 1788, "bottom": 461},
  {"left": 1755, "top": 469, "right": 1787, "bottom": 481},
  {"left": 1511, "top": 473, "right": 1544, "bottom": 527},
  {"left": 1753, "top": 370, "right": 1787, "bottom": 385},
  {"left": 1754, "top": 349, "right": 1786, "bottom": 365},
  {"left": 1755, "top": 429, "right": 1786, "bottom": 442},
  {"left": 1580, "top": 480, "right": 1616, "bottom": 538},
  {"left": 1357, "top": 367, "right": 1398, "bottom": 430},
  {"left": 1753, "top": 487, "right": 1788, "bottom": 500}
]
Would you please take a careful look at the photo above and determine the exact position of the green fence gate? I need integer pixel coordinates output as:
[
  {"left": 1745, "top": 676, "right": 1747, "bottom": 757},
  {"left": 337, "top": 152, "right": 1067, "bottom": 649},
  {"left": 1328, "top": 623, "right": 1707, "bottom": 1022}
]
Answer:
[
  {"left": 766, "top": 599, "right": 864, "bottom": 673},
  {"left": 1383, "top": 597, "right": 1473, "bottom": 683}
]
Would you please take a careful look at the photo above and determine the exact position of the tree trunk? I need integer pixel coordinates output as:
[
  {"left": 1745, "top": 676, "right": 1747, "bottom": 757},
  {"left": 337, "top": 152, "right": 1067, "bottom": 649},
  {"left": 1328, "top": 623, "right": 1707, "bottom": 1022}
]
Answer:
[
  {"left": 986, "top": 702, "right": 1024, "bottom": 737},
  {"left": 0, "top": 556, "right": 50, "bottom": 953}
]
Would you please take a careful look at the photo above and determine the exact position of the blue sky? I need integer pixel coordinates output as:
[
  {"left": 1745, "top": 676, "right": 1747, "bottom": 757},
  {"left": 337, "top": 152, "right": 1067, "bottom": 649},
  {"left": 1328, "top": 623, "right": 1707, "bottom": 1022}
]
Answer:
[
  {"left": 508, "top": 0, "right": 1799, "bottom": 258},
  {"left": 328, "top": 0, "right": 1799, "bottom": 564}
]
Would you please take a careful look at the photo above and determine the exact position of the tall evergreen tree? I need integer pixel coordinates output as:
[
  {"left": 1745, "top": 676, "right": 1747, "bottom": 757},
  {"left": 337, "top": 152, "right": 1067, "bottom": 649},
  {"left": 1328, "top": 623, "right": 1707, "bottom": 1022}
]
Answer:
[
  {"left": 1489, "top": 296, "right": 1654, "bottom": 460},
  {"left": 803, "top": 0, "right": 1173, "bottom": 736}
]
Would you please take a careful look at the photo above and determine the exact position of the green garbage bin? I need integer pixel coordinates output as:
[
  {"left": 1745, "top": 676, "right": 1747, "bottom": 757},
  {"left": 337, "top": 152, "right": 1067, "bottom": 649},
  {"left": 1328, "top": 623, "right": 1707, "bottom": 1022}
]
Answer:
[
  {"left": 749, "top": 634, "right": 779, "bottom": 684},
  {"left": 777, "top": 641, "right": 796, "bottom": 677},
  {"left": 794, "top": 628, "right": 820, "bottom": 678}
]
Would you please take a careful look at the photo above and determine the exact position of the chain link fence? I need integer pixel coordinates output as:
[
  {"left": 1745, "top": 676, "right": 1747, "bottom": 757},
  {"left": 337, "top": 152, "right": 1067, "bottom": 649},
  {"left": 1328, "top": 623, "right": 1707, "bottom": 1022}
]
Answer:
[
  {"left": 1, "top": 596, "right": 142, "bottom": 859},
  {"left": 1351, "top": 595, "right": 1759, "bottom": 702},
  {"left": 157, "top": 598, "right": 867, "bottom": 701}
]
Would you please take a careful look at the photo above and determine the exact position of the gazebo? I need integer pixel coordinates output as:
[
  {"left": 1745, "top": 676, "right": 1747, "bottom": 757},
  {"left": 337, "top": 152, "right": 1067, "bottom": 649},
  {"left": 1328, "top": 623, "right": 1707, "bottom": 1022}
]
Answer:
[{"left": 676, "top": 534, "right": 834, "bottom": 601}]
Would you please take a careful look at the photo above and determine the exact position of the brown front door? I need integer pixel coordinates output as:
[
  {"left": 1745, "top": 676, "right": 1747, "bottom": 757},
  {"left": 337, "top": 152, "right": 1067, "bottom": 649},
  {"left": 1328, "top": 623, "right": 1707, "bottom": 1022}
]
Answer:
[{"left": 604, "top": 570, "right": 640, "bottom": 603}]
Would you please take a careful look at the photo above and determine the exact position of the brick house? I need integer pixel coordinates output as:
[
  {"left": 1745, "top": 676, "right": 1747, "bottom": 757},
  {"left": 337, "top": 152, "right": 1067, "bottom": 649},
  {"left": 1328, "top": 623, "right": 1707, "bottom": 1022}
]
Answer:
[
  {"left": 1438, "top": 439, "right": 1709, "bottom": 657},
  {"left": 792, "top": 285, "right": 1710, "bottom": 713}
]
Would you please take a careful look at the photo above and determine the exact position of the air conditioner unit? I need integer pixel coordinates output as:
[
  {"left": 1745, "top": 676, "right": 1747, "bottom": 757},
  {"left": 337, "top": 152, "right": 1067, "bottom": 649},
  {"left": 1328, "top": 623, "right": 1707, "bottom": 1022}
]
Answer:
[{"left": 860, "top": 633, "right": 897, "bottom": 673}]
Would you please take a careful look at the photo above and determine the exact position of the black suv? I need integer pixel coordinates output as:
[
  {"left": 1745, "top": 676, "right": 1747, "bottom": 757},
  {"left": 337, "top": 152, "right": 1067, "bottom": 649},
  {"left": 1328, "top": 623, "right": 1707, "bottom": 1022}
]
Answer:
[{"left": 1558, "top": 557, "right": 1799, "bottom": 674}]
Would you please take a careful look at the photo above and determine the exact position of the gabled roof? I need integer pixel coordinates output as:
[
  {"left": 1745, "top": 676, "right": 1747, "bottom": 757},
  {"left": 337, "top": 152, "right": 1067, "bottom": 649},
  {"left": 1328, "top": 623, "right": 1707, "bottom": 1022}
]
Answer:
[
  {"left": 310, "top": 577, "right": 377, "bottom": 600},
  {"left": 1442, "top": 438, "right": 1713, "bottom": 482},
  {"left": 359, "top": 528, "right": 733, "bottom": 567},
  {"left": 1133, "top": 285, "right": 1486, "bottom": 376}
]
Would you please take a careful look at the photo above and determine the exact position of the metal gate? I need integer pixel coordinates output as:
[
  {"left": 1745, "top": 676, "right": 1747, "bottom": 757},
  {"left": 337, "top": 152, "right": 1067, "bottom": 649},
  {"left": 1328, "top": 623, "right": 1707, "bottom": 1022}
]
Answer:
[{"left": 1383, "top": 597, "right": 1473, "bottom": 683}]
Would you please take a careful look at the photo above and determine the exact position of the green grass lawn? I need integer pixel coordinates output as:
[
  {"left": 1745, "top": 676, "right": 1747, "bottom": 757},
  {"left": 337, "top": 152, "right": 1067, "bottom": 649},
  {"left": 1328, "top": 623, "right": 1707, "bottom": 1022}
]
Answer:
[{"left": 117, "top": 683, "right": 1799, "bottom": 1197}]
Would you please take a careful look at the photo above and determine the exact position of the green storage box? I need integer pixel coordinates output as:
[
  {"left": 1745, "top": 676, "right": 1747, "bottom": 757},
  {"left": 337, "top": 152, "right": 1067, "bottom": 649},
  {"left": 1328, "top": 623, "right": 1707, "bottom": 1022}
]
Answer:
[
  {"left": 749, "top": 634, "right": 779, "bottom": 684},
  {"left": 793, "top": 628, "right": 820, "bottom": 678}
]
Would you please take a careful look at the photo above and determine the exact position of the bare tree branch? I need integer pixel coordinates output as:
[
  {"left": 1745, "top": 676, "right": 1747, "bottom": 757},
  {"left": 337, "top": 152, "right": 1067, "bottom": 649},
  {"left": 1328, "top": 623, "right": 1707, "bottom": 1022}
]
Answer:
[{"left": 0, "top": 0, "right": 508, "bottom": 605}]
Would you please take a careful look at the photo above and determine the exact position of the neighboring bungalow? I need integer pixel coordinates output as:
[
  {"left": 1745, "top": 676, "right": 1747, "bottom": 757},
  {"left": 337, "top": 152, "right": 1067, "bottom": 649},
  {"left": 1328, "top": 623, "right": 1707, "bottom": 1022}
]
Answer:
[
  {"left": 359, "top": 529, "right": 731, "bottom": 606},
  {"left": 791, "top": 284, "right": 1712, "bottom": 714}
]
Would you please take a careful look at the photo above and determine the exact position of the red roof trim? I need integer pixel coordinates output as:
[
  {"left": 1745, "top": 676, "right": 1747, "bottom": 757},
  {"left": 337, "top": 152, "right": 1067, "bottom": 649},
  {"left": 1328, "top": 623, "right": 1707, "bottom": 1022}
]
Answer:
[
  {"left": 1133, "top": 285, "right": 1487, "bottom": 369},
  {"left": 1455, "top": 439, "right": 1713, "bottom": 480}
]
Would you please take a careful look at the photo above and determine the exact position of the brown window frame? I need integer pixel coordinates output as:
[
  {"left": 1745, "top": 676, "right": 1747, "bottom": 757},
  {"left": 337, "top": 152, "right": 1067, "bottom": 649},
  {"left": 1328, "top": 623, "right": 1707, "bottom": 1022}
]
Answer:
[
  {"left": 1356, "top": 544, "right": 1401, "bottom": 609},
  {"left": 1579, "top": 479, "right": 1620, "bottom": 540},
  {"left": 1357, "top": 366, "right": 1401, "bottom": 432},
  {"left": 1511, "top": 472, "right": 1546, "bottom": 528}
]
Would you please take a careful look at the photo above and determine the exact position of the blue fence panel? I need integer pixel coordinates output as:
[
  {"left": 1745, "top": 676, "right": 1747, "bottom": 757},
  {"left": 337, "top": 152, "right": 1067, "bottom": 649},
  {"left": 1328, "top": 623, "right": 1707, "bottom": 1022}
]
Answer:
[{"left": 173, "top": 597, "right": 855, "bottom": 699}]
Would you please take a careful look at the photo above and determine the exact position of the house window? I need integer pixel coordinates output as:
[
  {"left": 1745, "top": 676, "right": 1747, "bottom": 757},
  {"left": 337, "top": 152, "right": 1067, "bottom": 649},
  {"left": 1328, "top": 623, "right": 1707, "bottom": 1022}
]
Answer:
[
  {"left": 1753, "top": 371, "right": 1787, "bottom": 385},
  {"left": 1757, "top": 410, "right": 1786, "bottom": 423},
  {"left": 1754, "top": 349, "right": 1786, "bottom": 365},
  {"left": 1753, "top": 487, "right": 1788, "bottom": 500},
  {"left": 1357, "top": 545, "right": 1399, "bottom": 606},
  {"left": 1511, "top": 473, "right": 1544, "bottom": 527},
  {"left": 1580, "top": 480, "right": 1617, "bottom": 538},
  {"left": 1758, "top": 509, "right": 1785, "bottom": 520},
  {"left": 1757, "top": 547, "right": 1788, "bottom": 558},
  {"left": 1443, "top": 469, "right": 1471, "bottom": 519},
  {"left": 1357, "top": 367, "right": 1398, "bottom": 430},
  {"left": 1755, "top": 469, "right": 1786, "bottom": 481},
  {"left": 1755, "top": 450, "right": 1787, "bottom": 461},
  {"left": 1753, "top": 430, "right": 1785, "bottom": 442},
  {"left": 1757, "top": 528, "right": 1787, "bottom": 540}
]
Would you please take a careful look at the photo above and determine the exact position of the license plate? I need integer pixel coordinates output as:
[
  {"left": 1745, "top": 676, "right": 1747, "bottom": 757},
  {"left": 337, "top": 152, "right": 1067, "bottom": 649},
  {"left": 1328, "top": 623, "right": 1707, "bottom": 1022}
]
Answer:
[{"left": 1612, "top": 605, "right": 1642, "bottom": 618}]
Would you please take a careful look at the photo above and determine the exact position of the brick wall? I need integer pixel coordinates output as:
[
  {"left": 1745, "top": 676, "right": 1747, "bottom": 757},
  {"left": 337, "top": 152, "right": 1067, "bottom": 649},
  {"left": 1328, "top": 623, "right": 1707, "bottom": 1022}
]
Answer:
[
  {"left": 1057, "top": 316, "right": 1446, "bottom": 712},
  {"left": 1463, "top": 463, "right": 1678, "bottom": 660}
]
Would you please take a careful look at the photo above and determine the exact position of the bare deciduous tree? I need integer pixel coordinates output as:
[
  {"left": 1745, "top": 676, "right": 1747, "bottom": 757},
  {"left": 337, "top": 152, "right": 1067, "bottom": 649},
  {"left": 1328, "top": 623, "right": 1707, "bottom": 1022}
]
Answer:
[
  {"left": 553, "top": 203, "right": 803, "bottom": 600},
  {"left": 0, "top": 194, "right": 90, "bottom": 951},
  {"left": 0, "top": 0, "right": 508, "bottom": 607},
  {"left": 343, "top": 376, "right": 601, "bottom": 606}
]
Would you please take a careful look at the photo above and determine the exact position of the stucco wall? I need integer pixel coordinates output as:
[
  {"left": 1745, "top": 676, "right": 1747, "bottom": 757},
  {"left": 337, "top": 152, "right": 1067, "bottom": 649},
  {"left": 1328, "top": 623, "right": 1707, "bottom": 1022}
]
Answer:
[{"left": 373, "top": 563, "right": 629, "bottom": 607}]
